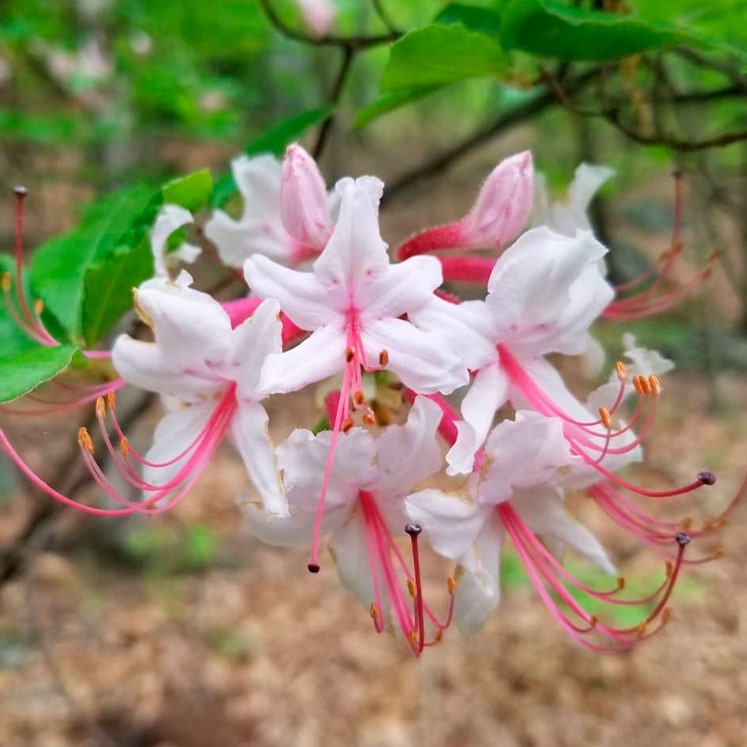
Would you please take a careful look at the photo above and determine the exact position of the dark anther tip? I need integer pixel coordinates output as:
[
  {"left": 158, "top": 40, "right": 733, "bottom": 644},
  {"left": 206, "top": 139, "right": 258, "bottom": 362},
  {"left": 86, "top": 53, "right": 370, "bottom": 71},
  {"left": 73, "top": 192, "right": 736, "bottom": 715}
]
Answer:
[
  {"left": 13, "top": 185, "right": 28, "bottom": 197},
  {"left": 697, "top": 470, "right": 716, "bottom": 486},
  {"left": 307, "top": 563, "right": 321, "bottom": 574},
  {"left": 675, "top": 532, "right": 691, "bottom": 546},
  {"left": 405, "top": 523, "right": 422, "bottom": 537}
]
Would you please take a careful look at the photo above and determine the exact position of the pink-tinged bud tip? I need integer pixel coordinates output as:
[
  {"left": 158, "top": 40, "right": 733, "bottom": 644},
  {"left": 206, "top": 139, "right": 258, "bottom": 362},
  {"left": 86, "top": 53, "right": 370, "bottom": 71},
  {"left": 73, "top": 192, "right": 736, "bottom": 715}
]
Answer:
[
  {"left": 280, "top": 143, "right": 332, "bottom": 251},
  {"left": 294, "top": 0, "right": 337, "bottom": 39},
  {"left": 460, "top": 150, "right": 534, "bottom": 249}
]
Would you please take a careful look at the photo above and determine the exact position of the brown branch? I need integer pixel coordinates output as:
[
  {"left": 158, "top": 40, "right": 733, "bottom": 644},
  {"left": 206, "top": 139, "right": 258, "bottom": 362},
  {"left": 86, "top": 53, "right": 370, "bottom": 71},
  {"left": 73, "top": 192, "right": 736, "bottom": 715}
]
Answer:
[
  {"left": 312, "top": 44, "right": 355, "bottom": 160},
  {"left": 381, "top": 69, "right": 598, "bottom": 206},
  {"left": 604, "top": 108, "right": 747, "bottom": 152}
]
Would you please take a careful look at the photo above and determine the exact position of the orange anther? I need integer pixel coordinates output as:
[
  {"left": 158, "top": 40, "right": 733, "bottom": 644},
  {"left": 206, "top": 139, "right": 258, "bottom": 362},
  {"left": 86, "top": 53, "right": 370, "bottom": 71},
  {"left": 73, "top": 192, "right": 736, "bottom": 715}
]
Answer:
[
  {"left": 1, "top": 272, "right": 11, "bottom": 292},
  {"left": 370, "top": 603, "right": 379, "bottom": 619},
  {"left": 617, "top": 576, "right": 626, "bottom": 590},
  {"left": 661, "top": 607, "right": 673, "bottom": 624},
  {"left": 379, "top": 349, "right": 389, "bottom": 366},
  {"left": 638, "top": 376, "right": 652, "bottom": 396},
  {"left": 407, "top": 578, "right": 417, "bottom": 597},
  {"left": 119, "top": 437, "right": 130, "bottom": 456},
  {"left": 615, "top": 361, "right": 628, "bottom": 382},
  {"left": 342, "top": 418, "right": 354, "bottom": 433},
  {"left": 636, "top": 621, "right": 648, "bottom": 638},
  {"left": 77, "top": 427, "right": 94, "bottom": 453},
  {"left": 353, "top": 390, "right": 365, "bottom": 406},
  {"left": 632, "top": 376, "right": 644, "bottom": 396},
  {"left": 598, "top": 406, "right": 612, "bottom": 429},
  {"left": 95, "top": 397, "right": 106, "bottom": 419},
  {"left": 106, "top": 391, "right": 117, "bottom": 410},
  {"left": 34, "top": 299, "right": 44, "bottom": 315},
  {"left": 648, "top": 374, "right": 661, "bottom": 396},
  {"left": 362, "top": 412, "right": 377, "bottom": 426},
  {"left": 345, "top": 347, "right": 355, "bottom": 363},
  {"left": 446, "top": 576, "right": 457, "bottom": 594}
]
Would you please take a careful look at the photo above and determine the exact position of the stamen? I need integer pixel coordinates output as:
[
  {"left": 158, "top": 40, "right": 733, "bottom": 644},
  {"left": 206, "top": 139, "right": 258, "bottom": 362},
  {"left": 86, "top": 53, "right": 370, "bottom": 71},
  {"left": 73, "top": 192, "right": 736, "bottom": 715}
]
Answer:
[
  {"left": 341, "top": 418, "right": 354, "bottom": 433},
  {"left": 106, "top": 391, "right": 117, "bottom": 411},
  {"left": 345, "top": 347, "right": 355, "bottom": 363},
  {"left": 95, "top": 396, "right": 106, "bottom": 420},
  {"left": 379, "top": 349, "right": 389, "bottom": 367},
  {"left": 697, "top": 470, "right": 716, "bottom": 486},
  {"left": 353, "top": 390, "right": 365, "bottom": 407},
  {"left": 77, "top": 427, "right": 94, "bottom": 454},
  {"left": 599, "top": 406, "right": 612, "bottom": 429},
  {"left": 446, "top": 576, "right": 457, "bottom": 594},
  {"left": 648, "top": 375, "right": 661, "bottom": 396},
  {"left": 616, "top": 361, "right": 628, "bottom": 381}
]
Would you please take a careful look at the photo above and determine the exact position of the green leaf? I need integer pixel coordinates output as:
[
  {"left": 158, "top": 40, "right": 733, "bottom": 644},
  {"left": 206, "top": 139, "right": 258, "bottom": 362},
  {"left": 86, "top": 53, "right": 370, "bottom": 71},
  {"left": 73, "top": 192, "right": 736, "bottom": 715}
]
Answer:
[
  {"left": 0, "top": 344, "right": 76, "bottom": 403},
  {"left": 381, "top": 24, "right": 508, "bottom": 91},
  {"left": 499, "top": 0, "right": 695, "bottom": 61},
  {"left": 353, "top": 85, "right": 442, "bottom": 129},
  {"left": 210, "top": 106, "right": 332, "bottom": 207},
  {"left": 162, "top": 169, "right": 213, "bottom": 213},
  {"left": 434, "top": 3, "right": 503, "bottom": 37},
  {"left": 30, "top": 185, "right": 160, "bottom": 344}
]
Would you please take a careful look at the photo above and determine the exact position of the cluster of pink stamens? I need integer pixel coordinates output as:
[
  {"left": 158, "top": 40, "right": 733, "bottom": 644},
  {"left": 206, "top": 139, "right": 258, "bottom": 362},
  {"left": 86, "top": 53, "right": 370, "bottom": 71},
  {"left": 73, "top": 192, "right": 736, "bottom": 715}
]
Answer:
[
  {"left": 360, "top": 507, "right": 455, "bottom": 654},
  {"left": 501, "top": 501, "right": 690, "bottom": 651}
]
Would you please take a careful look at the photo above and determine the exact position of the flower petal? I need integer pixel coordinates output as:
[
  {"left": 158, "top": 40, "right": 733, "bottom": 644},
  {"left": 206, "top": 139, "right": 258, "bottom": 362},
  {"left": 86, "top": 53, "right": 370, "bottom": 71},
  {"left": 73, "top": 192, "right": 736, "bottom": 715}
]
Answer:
[
  {"left": 362, "top": 317, "right": 468, "bottom": 394},
  {"left": 312, "top": 176, "right": 387, "bottom": 295},
  {"left": 258, "top": 324, "right": 346, "bottom": 394},
  {"left": 453, "top": 514, "right": 504, "bottom": 636},
  {"left": 230, "top": 400, "right": 287, "bottom": 517},
  {"left": 277, "top": 427, "right": 377, "bottom": 512},
  {"left": 112, "top": 336, "right": 222, "bottom": 401},
  {"left": 134, "top": 280, "right": 233, "bottom": 373},
  {"left": 405, "top": 488, "right": 488, "bottom": 561},
  {"left": 244, "top": 254, "right": 336, "bottom": 330},
  {"left": 141, "top": 402, "right": 216, "bottom": 496},
  {"left": 486, "top": 227, "right": 610, "bottom": 358},
  {"left": 374, "top": 396, "right": 443, "bottom": 497},
  {"left": 515, "top": 492, "right": 616, "bottom": 575},
  {"left": 446, "top": 363, "right": 509, "bottom": 475},
  {"left": 227, "top": 299, "right": 283, "bottom": 398}
]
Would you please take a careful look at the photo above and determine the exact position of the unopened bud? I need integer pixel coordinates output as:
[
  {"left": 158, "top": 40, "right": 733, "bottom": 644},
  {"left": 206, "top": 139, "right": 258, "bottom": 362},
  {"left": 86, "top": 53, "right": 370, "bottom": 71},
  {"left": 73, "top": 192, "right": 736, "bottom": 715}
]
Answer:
[
  {"left": 294, "top": 0, "right": 337, "bottom": 39},
  {"left": 280, "top": 143, "right": 332, "bottom": 249},
  {"left": 459, "top": 151, "right": 534, "bottom": 248}
]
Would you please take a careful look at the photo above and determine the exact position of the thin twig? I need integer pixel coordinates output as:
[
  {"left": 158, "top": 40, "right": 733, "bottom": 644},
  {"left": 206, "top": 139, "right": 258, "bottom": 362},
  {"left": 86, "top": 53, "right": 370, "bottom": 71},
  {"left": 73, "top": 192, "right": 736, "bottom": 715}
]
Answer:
[
  {"left": 370, "top": 0, "right": 400, "bottom": 35},
  {"left": 382, "top": 70, "right": 598, "bottom": 205},
  {"left": 312, "top": 44, "right": 355, "bottom": 160}
]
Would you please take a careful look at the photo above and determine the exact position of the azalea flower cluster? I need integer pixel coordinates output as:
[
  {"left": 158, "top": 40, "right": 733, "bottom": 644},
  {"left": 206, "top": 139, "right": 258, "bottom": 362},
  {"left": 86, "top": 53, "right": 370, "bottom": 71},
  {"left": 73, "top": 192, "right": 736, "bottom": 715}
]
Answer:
[{"left": 2, "top": 145, "right": 738, "bottom": 656}]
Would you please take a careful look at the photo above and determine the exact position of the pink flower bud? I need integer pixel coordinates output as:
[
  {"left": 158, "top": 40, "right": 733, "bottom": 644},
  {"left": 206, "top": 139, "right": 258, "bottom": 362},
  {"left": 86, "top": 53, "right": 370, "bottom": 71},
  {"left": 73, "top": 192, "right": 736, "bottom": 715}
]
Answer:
[
  {"left": 295, "top": 0, "right": 337, "bottom": 39},
  {"left": 280, "top": 143, "right": 333, "bottom": 250},
  {"left": 460, "top": 150, "right": 534, "bottom": 248}
]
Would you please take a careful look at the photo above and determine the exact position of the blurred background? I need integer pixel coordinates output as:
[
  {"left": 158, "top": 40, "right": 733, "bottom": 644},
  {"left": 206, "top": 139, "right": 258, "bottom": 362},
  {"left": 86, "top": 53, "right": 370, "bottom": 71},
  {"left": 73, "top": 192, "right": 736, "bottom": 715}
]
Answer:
[{"left": 0, "top": 1, "right": 745, "bottom": 745}]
